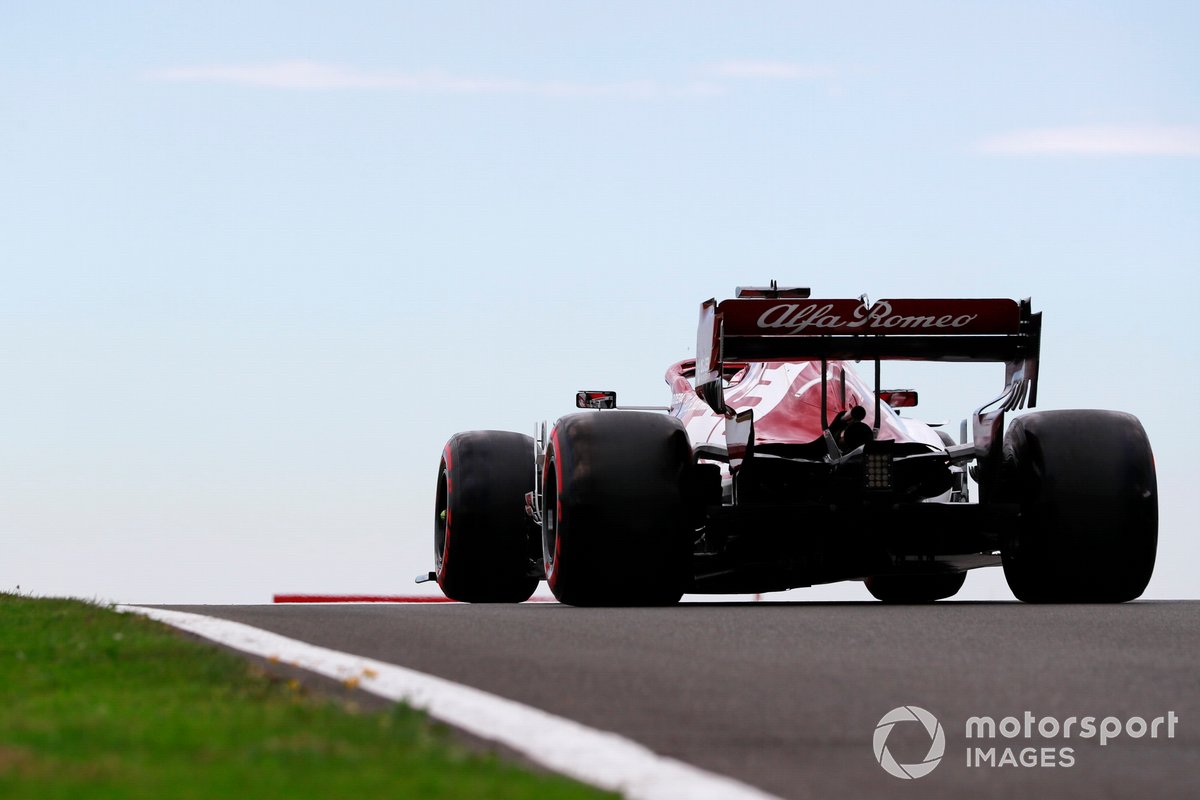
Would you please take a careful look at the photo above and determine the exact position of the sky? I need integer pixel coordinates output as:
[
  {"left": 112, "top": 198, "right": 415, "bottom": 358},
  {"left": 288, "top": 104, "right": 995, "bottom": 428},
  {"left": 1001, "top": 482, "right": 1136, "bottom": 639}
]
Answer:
[{"left": 3, "top": 1, "right": 1197, "bottom": 604}]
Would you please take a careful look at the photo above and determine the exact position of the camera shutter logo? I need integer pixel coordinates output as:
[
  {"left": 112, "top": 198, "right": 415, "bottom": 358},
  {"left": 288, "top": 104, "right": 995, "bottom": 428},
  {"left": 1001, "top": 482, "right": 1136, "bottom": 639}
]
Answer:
[{"left": 873, "top": 706, "right": 945, "bottom": 779}]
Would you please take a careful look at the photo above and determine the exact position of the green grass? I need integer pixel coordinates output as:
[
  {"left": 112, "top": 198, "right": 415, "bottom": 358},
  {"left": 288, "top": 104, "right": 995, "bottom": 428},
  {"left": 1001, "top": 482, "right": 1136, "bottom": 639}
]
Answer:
[{"left": 0, "top": 594, "right": 615, "bottom": 800}]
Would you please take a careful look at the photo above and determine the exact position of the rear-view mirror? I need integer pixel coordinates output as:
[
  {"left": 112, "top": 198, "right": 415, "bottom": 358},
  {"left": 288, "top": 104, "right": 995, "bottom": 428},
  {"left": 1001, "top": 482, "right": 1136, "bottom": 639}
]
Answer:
[
  {"left": 879, "top": 390, "right": 918, "bottom": 408},
  {"left": 576, "top": 390, "right": 617, "bottom": 409}
]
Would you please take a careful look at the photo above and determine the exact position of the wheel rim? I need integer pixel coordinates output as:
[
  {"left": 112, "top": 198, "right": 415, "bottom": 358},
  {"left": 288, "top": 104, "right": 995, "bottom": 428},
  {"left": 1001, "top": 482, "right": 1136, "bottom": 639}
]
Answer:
[{"left": 434, "top": 465, "right": 449, "bottom": 574}]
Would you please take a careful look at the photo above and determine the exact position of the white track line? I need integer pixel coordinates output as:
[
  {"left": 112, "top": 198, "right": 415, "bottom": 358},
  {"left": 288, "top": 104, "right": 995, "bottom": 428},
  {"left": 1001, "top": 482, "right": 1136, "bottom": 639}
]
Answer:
[{"left": 118, "top": 605, "right": 783, "bottom": 800}]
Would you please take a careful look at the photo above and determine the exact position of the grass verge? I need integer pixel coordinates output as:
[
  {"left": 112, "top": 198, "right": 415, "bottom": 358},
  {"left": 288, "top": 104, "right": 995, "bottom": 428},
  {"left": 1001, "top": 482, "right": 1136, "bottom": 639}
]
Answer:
[{"left": 0, "top": 594, "right": 615, "bottom": 800}]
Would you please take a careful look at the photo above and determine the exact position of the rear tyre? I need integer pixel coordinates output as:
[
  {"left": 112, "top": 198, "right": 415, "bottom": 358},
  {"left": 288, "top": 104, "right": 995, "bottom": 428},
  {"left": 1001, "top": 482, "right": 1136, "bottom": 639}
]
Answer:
[
  {"left": 1000, "top": 410, "right": 1157, "bottom": 603},
  {"left": 542, "top": 412, "right": 693, "bottom": 607},
  {"left": 865, "top": 572, "right": 966, "bottom": 603},
  {"left": 435, "top": 431, "right": 539, "bottom": 603}
]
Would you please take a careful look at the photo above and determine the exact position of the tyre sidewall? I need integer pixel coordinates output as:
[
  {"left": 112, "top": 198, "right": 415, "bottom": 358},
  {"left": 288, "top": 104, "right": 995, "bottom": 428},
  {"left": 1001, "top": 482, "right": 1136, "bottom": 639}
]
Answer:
[
  {"left": 1001, "top": 410, "right": 1157, "bottom": 602},
  {"left": 437, "top": 430, "right": 539, "bottom": 603},
  {"left": 543, "top": 412, "right": 692, "bottom": 606}
]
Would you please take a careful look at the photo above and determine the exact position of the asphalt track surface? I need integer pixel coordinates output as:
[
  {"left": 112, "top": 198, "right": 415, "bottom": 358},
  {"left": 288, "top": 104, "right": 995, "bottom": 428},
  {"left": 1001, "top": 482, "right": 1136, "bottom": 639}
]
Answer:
[{"left": 160, "top": 601, "right": 1200, "bottom": 799}]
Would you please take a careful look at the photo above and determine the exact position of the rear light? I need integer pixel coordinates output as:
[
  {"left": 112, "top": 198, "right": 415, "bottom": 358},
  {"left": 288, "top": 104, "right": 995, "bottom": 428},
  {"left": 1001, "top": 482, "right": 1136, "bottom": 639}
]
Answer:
[{"left": 864, "top": 451, "right": 893, "bottom": 490}]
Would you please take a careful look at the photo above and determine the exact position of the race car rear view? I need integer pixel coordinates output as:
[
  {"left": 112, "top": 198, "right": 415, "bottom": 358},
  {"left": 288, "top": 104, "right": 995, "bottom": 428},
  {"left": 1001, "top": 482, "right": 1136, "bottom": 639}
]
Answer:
[{"left": 423, "top": 284, "right": 1158, "bottom": 605}]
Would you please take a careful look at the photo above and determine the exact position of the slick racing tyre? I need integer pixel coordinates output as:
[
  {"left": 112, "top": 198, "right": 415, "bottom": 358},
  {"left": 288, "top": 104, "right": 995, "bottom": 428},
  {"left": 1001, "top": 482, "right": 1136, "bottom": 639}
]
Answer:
[
  {"left": 542, "top": 412, "right": 693, "bottom": 607},
  {"left": 1000, "top": 410, "right": 1157, "bottom": 603},
  {"left": 864, "top": 571, "right": 966, "bottom": 603},
  {"left": 434, "top": 431, "right": 540, "bottom": 603}
]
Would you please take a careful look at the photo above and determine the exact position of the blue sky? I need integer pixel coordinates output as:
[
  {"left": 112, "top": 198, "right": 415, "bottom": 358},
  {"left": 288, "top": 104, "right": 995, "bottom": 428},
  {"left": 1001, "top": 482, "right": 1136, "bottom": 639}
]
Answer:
[{"left": 3, "top": 2, "right": 1197, "bottom": 602}]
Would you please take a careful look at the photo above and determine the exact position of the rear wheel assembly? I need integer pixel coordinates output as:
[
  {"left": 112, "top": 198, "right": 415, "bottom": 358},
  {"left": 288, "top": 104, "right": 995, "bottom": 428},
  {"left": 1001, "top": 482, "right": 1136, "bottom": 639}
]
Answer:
[
  {"left": 542, "top": 411, "right": 693, "bottom": 606},
  {"left": 999, "top": 410, "right": 1157, "bottom": 603},
  {"left": 434, "top": 430, "right": 540, "bottom": 603}
]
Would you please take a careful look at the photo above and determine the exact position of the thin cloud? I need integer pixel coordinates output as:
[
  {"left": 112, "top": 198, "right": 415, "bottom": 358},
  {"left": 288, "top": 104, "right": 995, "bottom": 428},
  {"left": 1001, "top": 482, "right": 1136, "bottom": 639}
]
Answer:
[
  {"left": 705, "top": 60, "right": 835, "bottom": 80},
  {"left": 148, "top": 60, "right": 709, "bottom": 99},
  {"left": 150, "top": 61, "right": 520, "bottom": 92},
  {"left": 977, "top": 125, "right": 1200, "bottom": 156}
]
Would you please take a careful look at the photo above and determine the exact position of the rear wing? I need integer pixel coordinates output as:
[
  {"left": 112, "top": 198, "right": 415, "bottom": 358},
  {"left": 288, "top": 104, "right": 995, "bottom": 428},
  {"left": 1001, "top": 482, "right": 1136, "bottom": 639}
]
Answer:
[{"left": 696, "top": 295, "right": 1041, "bottom": 423}]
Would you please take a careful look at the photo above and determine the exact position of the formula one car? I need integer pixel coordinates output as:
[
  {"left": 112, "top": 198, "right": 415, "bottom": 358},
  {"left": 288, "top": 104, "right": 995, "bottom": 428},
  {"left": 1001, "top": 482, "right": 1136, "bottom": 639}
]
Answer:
[{"left": 424, "top": 285, "right": 1157, "bottom": 605}]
